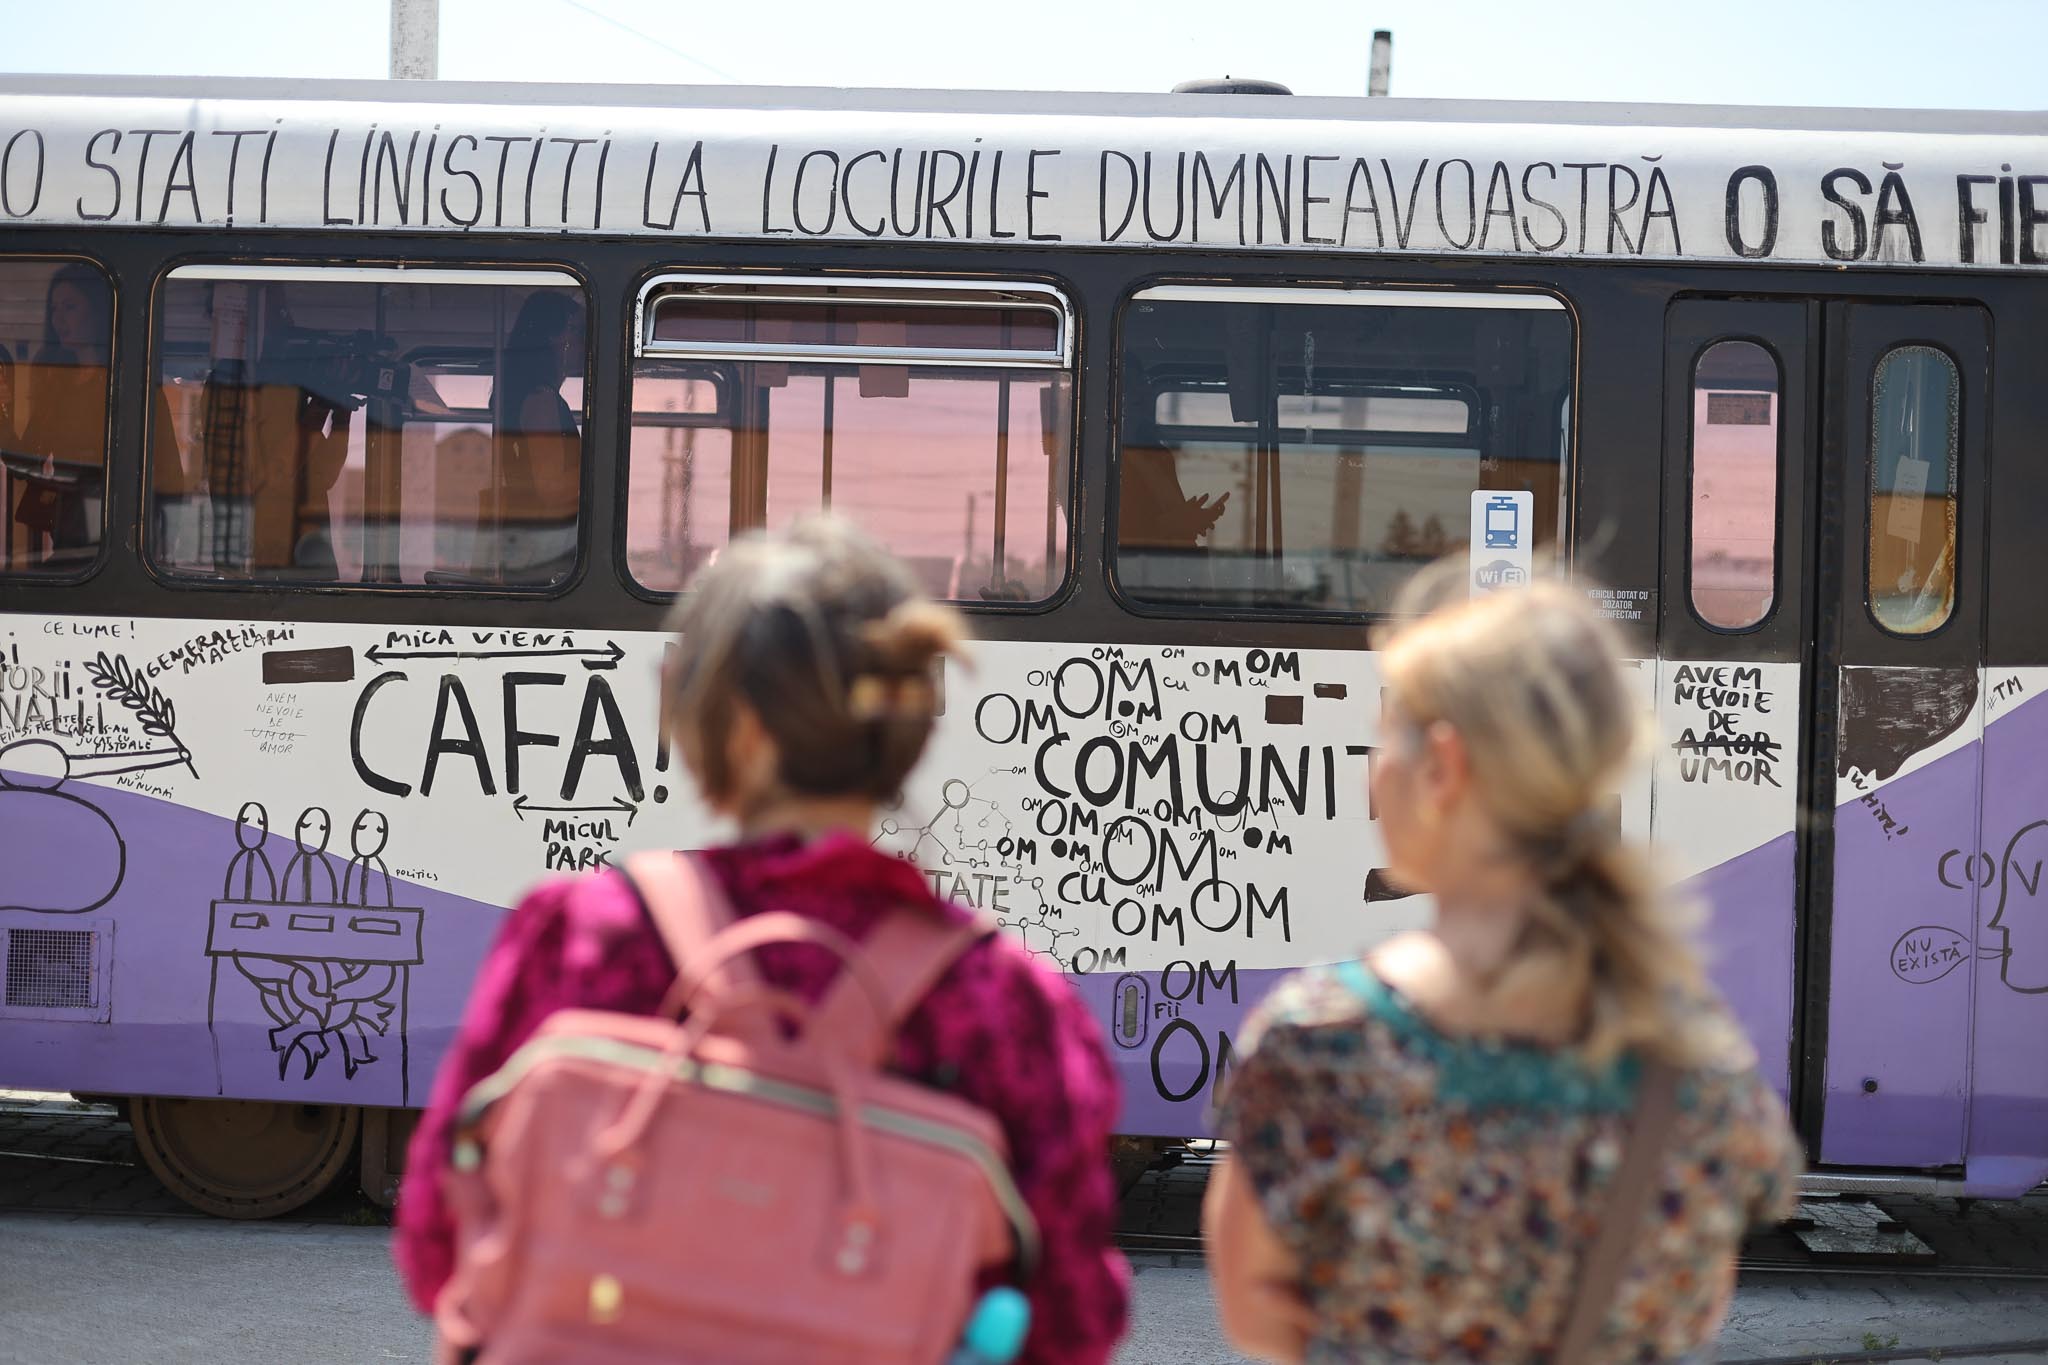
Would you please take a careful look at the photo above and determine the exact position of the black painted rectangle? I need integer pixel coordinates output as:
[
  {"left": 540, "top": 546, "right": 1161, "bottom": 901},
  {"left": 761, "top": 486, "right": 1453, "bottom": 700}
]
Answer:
[
  {"left": 263, "top": 646, "right": 355, "bottom": 685},
  {"left": 1314, "top": 683, "right": 1348, "bottom": 700},
  {"left": 1265, "top": 694, "right": 1304, "bottom": 725}
]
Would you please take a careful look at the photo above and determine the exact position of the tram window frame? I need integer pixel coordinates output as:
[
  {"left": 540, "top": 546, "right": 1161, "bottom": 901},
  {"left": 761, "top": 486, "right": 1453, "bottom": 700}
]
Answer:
[
  {"left": 1108, "top": 280, "right": 1576, "bottom": 623},
  {"left": 143, "top": 260, "right": 594, "bottom": 597},
  {"left": 1684, "top": 335, "right": 1785, "bottom": 635},
  {"left": 621, "top": 272, "right": 1080, "bottom": 609},
  {"left": 1865, "top": 341, "right": 1962, "bottom": 639},
  {"left": 0, "top": 256, "right": 118, "bottom": 585}
]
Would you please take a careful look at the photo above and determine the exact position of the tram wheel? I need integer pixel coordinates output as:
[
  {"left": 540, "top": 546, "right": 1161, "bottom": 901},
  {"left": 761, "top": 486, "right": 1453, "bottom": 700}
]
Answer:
[
  {"left": 130, "top": 1097, "right": 360, "bottom": 1219},
  {"left": 1113, "top": 1136, "right": 1170, "bottom": 1195}
]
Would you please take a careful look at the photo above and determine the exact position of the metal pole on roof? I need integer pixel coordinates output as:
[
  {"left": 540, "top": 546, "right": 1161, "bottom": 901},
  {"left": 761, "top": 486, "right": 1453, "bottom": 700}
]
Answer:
[
  {"left": 1368, "top": 30, "right": 1392, "bottom": 96},
  {"left": 391, "top": 0, "right": 440, "bottom": 80}
]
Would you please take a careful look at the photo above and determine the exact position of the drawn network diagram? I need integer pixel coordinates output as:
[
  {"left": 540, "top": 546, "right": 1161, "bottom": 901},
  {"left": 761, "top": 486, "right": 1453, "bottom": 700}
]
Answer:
[{"left": 879, "top": 768, "right": 1080, "bottom": 968}]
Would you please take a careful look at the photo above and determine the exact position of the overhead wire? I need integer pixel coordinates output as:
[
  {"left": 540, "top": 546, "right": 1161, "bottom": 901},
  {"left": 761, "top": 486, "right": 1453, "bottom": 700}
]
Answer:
[{"left": 551, "top": 0, "right": 742, "bottom": 83}]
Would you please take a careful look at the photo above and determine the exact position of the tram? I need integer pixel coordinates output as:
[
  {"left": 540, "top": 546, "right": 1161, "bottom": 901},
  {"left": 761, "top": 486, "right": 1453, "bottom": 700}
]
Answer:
[{"left": 0, "top": 75, "right": 2043, "bottom": 1215}]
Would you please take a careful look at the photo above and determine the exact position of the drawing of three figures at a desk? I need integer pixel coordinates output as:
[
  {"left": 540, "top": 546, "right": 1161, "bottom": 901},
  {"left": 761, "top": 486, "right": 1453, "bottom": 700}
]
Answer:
[{"left": 207, "top": 801, "right": 424, "bottom": 1095}]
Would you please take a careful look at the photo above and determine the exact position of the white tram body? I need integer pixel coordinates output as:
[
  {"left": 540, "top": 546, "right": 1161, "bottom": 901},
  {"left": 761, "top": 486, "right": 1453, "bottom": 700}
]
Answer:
[{"left": 0, "top": 77, "right": 2044, "bottom": 1210}]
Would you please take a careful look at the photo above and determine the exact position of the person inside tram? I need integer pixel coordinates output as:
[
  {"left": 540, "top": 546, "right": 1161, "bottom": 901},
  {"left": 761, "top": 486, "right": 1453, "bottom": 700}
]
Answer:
[
  {"left": 1115, "top": 387, "right": 1230, "bottom": 551},
  {"left": 10, "top": 264, "right": 112, "bottom": 567},
  {"left": 1115, "top": 386, "right": 1230, "bottom": 599},
  {"left": 395, "top": 516, "right": 1131, "bottom": 1363},
  {"left": 1118, "top": 446, "right": 1229, "bottom": 544},
  {"left": 481, "top": 290, "right": 582, "bottom": 582},
  {"left": 1204, "top": 563, "right": 1802, "bottom": 1364},
  {"left": 197, "top": 285, "right": 353, "bottom": 579}
]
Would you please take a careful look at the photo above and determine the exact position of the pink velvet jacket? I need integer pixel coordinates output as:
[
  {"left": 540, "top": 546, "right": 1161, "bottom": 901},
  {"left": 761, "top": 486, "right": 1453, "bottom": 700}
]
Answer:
[{"left": 393, "top": 832, "right": 1131, "bottom": 1364}]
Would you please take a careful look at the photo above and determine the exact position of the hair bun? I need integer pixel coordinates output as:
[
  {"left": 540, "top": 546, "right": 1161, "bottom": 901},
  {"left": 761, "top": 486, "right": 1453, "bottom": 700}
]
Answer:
[{"left": 861, "top": 600, "right": 962, "bottom": 675}]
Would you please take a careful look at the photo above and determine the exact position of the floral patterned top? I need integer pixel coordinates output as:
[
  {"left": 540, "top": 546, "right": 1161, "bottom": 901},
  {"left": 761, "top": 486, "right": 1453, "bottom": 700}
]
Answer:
[{"left": 1216, "top": 960, "right": 1802, "bottom": 1364}]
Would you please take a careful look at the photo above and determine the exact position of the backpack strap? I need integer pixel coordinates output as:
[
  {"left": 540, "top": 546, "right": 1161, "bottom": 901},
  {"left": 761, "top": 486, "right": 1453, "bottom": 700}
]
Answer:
[
  {"left": 1553, "top": 1057, "right": 1682, "bottom": 1363},
  {"left": 808, "top": 909, "right": 997, "bottom": 1068},
  {"left": 621, "top": 851, "right": 770, "bottom": 1039}
]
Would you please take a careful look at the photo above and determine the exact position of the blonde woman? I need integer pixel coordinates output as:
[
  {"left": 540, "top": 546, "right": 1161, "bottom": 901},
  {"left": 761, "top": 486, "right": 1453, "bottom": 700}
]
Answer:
[{"left": 1205, "top": 568, "right": 1801, "bottom": 1364}]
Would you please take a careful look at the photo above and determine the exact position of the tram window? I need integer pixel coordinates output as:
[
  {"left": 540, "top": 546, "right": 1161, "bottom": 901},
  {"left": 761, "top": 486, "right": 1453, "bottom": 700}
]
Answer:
[
  {"left": 148, "top": 265, "right": 586, "bottom": 589},
  {"left": 1689, "top": 339, "right": 1781, "bottom": 631},
  {"left": 1115, "top": 286, "right": 1572, "bottom": 615},
  {"left": 1867, "top": 345, "right": 1959, "bottom": 636},
  {"left": 626, "top": 277, "right": 1073, "bottom": 602},
  {"left": 0, "top": 260, "right": 114, "bottom": 577}
]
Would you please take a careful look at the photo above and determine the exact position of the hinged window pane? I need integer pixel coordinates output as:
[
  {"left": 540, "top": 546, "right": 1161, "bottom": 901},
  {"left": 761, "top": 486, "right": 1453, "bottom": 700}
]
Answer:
[
  {"left": 627, "top": 279, "right": 1074, "bottom": 603},
  {"left": 638, "top": 278, "right": 1069, "bottom": 368}
]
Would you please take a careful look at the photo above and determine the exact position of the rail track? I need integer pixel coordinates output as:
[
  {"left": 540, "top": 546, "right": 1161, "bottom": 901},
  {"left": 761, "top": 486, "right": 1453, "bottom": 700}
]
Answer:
[
  {"left": 1114, "top": 1146, "right": 2048, "bottom": 1289},
  {"left": 1117, "top": 1214, "right": 2048, "bottom": 1282},
  {"left": 13, "top": 1102, "right": 2048, "bottom": 1291},
  {"left": 1114, "top": 1227, "right": 2048, "bottom": 1282}
]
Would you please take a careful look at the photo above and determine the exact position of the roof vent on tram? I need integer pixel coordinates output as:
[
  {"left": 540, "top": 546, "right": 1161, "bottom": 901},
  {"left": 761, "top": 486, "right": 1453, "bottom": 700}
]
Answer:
[{"left": 1171, "top": 77, "right": 1293, "bottom": 95}]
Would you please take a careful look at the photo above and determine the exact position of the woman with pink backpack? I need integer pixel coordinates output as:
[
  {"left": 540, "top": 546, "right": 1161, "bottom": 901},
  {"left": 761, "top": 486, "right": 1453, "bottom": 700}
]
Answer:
[{"left": 394, "top": 518, "right": 1130, "bottom": 1364}]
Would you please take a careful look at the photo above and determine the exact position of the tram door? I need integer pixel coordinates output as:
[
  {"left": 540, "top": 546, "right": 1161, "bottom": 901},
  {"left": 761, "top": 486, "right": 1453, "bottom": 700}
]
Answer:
[
  {"left": 1814, "top": 303, "right": 1991, "bottom": 1169},
  {"left": 1659, "top": 299, "right": 1991, "bottom": 1171},
  {"left": 1656, "top": 300, "right": 1814, "bottom": 1104}
]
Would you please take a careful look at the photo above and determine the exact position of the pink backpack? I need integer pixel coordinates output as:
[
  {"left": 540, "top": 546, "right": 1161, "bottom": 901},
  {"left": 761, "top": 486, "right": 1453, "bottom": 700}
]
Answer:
[{"left": 432, "top": 851, "right": 1039, "bottom": 1364}]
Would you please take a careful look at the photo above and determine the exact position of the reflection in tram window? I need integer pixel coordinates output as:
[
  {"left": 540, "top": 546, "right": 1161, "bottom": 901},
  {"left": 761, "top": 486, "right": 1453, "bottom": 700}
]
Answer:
[
  {"left": 1689, "top": 339, "right": 1781, "bottom": 630},
  {"left": 1868, "top": 345, "right": 1959, "bottom": 636},
  {"left": 625, "top": 280, "right": 1073, "bottom": 602},
  {"left": 1114, "top": 287, "right": 1573, "bottom": 615},
  {"left": 149, "top": 266, "right": 586, "bottom": 588},
  {"left": 0, "top": 260, "right": 114, "bottom": 575}
]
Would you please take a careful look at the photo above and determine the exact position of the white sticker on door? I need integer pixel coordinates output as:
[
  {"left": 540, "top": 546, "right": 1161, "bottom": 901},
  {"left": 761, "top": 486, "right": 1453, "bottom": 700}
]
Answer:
[{"left": 1470, "top": 490, "right": 1534, "bottom": 596}]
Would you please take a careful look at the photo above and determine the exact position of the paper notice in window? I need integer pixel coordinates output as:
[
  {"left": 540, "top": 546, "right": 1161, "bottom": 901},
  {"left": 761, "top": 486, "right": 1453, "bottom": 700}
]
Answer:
[{"left": 1887, "top": 456, "right": 1931, "bottom": 541}]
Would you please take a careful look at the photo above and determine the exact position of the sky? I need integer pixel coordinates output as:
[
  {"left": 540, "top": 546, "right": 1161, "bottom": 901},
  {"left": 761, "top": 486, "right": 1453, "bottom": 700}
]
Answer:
[{"left": 1, "top": 0, "right": 2043, "bottom": 110}]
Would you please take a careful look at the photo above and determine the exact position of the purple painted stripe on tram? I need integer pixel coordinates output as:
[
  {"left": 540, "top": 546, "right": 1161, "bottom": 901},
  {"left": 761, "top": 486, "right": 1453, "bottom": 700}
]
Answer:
[
  {"left": 0, "top": 767, "right": 1810, "bottom": 1135},
  {"left": 10, "top": 685, "right": 2047, "bottom": 1196},
  {"left": 1067, "top": 830, "right": 1807, "bottom": 1138},
  {"left": 1691, "top": 831, "right": 1799, "bottom": 1099},
  {"left": 0, "top": 772, "right": 503, "bottom": 1109},
  {"left": 1823, "top": 727, "right": 1982, "bottom": 1168},
  {"left": 1965, "top": 690, "right": 2048, "bottom": 1194}
]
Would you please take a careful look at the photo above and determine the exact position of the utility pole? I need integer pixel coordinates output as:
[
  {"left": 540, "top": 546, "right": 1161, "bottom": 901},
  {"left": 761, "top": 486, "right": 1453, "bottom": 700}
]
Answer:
[
  {"left": 1368, "top": 29, "right": 1392, "bottom": 97},
  {"left": 390, "top": 0, "right": 439, "bottom": 80}
]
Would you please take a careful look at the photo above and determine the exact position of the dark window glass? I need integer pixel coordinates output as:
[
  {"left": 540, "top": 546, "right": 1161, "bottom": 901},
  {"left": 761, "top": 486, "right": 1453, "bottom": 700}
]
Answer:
[
  {"left": 1115, "top": 289, "right": 1571, "bottom": 614},
  {"left": 150, "top": 268, "right": 585, "bottom": 588},
  {"left": 627, "top": 291, "right": 1072, "bottom": 602},
  {"left": 1868, "top": 345, "right": 1959, "bottom": 635},
  {"left": 1, "top": 260, "right": 114, "bottom": 576},
  {"left": 1689, "top": 339, "right": 1781, "bottom": 630}
]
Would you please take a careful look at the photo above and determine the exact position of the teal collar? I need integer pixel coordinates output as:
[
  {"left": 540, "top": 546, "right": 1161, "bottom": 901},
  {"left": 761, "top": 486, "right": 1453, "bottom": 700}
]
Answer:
[{"left": 1331, "top": 958, "right": 1640, "bottom": 1114}]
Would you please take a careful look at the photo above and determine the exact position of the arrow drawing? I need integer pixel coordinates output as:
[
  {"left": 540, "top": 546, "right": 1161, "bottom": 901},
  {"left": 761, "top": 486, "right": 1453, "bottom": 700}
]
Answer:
[
  {"left": 510, "top": 793, "right": 639, "bottom": 826},
  {"left": 362, "top": 640, "right": 624, "bottom": 669}
]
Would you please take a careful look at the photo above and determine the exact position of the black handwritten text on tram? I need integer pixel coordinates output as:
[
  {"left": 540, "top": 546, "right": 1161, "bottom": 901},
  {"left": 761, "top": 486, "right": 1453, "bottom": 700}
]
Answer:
[
  {"left": 2, "top": 117, "right": 2044, "bottom": 264},
  {"left": 1669, "top": 664, "right": 1784, "bottom": 788}
]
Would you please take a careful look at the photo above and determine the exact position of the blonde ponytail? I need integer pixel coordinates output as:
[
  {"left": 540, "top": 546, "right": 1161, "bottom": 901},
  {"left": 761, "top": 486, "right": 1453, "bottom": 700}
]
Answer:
[{"left": 1379, "top": 566, "right": 1749, "bottom": 1072}]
